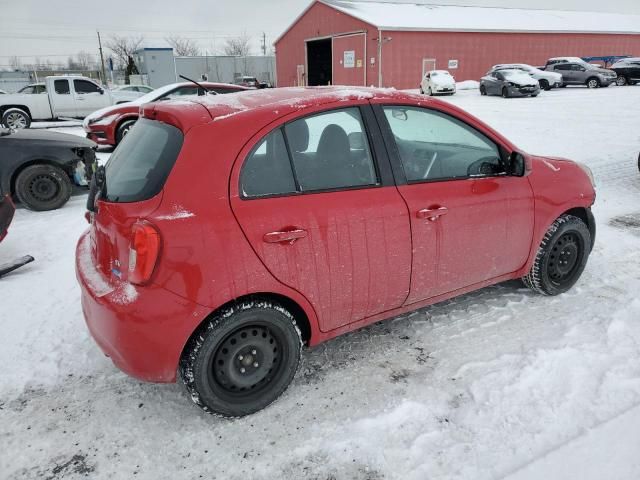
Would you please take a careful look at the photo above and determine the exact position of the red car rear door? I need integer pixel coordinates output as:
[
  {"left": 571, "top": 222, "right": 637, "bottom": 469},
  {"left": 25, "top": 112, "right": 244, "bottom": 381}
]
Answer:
[
  {"left": 374, "top": 103, "right": 534, "bottom": 302},
  {"left": 230, "top": 105, "right": 412, "bottom": 332}
]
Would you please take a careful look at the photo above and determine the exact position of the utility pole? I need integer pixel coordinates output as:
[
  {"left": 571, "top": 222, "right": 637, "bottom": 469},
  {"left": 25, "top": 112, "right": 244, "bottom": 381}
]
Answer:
[
  {"left": 261, "top": 32, "right": 266, "bottom": 56},
  {"left": 97, "top": 31, "right": 107, "bottom": 86}
]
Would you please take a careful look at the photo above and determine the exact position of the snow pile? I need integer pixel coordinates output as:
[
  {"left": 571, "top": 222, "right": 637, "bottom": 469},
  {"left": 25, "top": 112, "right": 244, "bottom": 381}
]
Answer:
[{"left": 456, "top": 80, "right": 480, "bottom": 90}]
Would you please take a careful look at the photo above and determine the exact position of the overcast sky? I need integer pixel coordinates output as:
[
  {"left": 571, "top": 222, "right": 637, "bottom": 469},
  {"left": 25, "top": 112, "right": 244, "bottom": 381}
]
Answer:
[{"left": 1, "top": 0, "right": 639, "bottom": 67}]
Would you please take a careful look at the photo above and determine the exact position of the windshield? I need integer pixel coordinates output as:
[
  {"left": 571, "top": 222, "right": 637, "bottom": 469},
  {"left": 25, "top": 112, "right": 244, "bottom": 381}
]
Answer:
[
  {"left": 103, "top": 119, "right": 183, "bottom": 203},
  {"left": 502, "top": 71, "right": 535, "bottom": 83}
]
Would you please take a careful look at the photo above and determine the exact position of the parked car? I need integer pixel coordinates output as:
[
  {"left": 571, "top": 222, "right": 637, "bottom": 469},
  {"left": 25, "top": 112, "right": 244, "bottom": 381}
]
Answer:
[
  {"left": 610, "top": 57, "right": 640, "bottom": 86},
  {"left": 0, "top": 127, "right": 96, "bottom": 210},
  {"left": 0, "top": 76, "right": 114, "bottom": 129},
  {"left": 83, "top": 81, "right": 248, "bottom": 147},
  {"left": 16, "top": 83, "right": 47, "bottom": 94},
  {"left": 546, "top": 60, "right": 617, "bottom": 88},
  {"left": 491, "top": 64, "right": 563, "bottom": 90},
  {"left": 111, "top": 84, "right": 155, "bottom": 104},
  {"left": 420, "top": 70, "right": 456, "bottom": 96},
  {"left": 76, "top": 86, "right": 596, "bottom": 417},
  {"left": 480, "top": 69, "right": 540, "bottom": 98},
  {"left": 234, "top": 76, "right": 260, "bottom": 88}
]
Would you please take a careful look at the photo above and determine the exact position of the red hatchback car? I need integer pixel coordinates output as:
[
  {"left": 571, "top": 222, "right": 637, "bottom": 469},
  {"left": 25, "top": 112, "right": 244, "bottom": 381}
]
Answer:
[
  {"left": 76, "top": 87, "right": 596, "bottom": 416},
  {"left": 83, "top": 81, "right": 248, "bottom": 147}
]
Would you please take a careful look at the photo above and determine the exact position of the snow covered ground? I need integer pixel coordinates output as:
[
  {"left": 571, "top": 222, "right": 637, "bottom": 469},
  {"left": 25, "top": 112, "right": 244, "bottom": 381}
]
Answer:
[{"left": 2, "top": 86, "right": 640, "bottom": 480}]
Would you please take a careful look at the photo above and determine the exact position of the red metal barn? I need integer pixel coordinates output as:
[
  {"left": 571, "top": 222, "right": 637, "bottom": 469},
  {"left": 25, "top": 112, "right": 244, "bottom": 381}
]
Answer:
[{"left": 275, "top": 0, "right": 640, "bottom": 89}]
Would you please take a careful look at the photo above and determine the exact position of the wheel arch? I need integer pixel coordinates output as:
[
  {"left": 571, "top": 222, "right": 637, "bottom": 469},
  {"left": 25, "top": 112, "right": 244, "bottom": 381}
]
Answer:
[
  {"left": 561, "top": 206, "right": 596, "bottom": 251},
  {"left": 0, "top": 105, "right": 32, "bottom": 119},
  {"left": 179, "top": 292, "right": 315, "bottom": 363}
]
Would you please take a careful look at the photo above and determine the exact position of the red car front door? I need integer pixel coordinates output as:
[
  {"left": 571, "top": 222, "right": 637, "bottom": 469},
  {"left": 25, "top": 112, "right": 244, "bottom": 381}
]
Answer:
[
  {"left": 230, "top": 105, "right": 412, "bottom": 332},
  {"left": 375, "top": 104, "right": 534, "bottom": 303}
]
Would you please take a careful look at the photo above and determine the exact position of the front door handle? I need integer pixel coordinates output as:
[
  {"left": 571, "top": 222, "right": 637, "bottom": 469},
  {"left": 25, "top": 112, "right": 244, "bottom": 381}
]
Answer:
[
  {"left": 263, "top": 229, "right": 307, "bottom": 245},
  {"left": 416, "top": 206, "right": 448, "bottom": 221}
]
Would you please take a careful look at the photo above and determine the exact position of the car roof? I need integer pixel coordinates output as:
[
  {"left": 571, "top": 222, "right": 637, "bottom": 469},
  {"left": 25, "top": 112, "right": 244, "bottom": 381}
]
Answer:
[{"left": 145, "top": 86, "right": 443, "bottom": 130}]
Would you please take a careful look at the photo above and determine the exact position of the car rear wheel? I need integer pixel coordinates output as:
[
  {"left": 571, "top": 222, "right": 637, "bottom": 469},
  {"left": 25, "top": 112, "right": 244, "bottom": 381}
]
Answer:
[
  {"left": 115, "top": 119, "right": 137, "bottom": 145},
  {"left": 586, "top": 78, "right": 600, "bottom": 89},
  {"left": 480, "top": 85, "right": 487, "bottom": 96},
  {"left": 523, "top": 214, "right": 591, "bottom": 296},
  {"left": 2, "top": 108, "right": 31, "bottom": 129},
  {"left": 502, "top": 87, "right": 510, "bottom": 98},
  {"left": 14, "top": 164, "right": 72, "bottom": 211},
  {"left": 615, "top": 76, "right": 628, "bottom": 86},
  {"left": 179, "top": 298, "right": 302, "bottom": 417}
]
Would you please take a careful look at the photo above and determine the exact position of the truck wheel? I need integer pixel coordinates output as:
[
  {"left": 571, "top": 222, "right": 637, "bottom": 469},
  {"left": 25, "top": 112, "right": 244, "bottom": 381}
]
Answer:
[
  {"left": 523, "top": 214, "right": 591, "bottom": 296},
  {"left": 115, "top": 119, "right": 136, "bottom": 145},
  {"left": 14, "top": 164, "right": 72, "bottom": 211},
  {"left": 179, "top": 298, "right": 302, "bottom": 417},
  {"left": 2, "top": 108, "right": 31, "bottom": 129},
  {"left": 586, "top": 77, "right": 600, "bottom": 89}
]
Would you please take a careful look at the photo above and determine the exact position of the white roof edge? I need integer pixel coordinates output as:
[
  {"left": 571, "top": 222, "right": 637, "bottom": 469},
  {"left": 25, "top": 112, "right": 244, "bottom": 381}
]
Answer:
[{"left": 320, "top": 0, "right": 640, "bottom": 35}]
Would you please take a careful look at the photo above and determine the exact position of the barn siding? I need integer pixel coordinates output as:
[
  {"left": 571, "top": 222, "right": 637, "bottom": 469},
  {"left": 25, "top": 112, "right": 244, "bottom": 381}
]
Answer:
[
  {"left": 381, "top": 30, "right": 640, "bottom": 89},
  {"left": 275, "top": 2, "right": 378, "bottom": 87},
  {"left": 276, "top": 1, "right": 640, "bottom": 90}
]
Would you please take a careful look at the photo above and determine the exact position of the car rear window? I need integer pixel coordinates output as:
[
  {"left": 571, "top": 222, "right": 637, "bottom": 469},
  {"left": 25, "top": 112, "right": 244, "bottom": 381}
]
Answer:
[{"left": 103, "top": 119, "right": 183, "bottom": 203}]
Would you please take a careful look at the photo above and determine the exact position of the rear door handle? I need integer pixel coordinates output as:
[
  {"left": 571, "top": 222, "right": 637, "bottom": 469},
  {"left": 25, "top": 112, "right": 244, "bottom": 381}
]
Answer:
[
  {"left": 263, "top": 229, "right": 307, "bottom": 245},
  {"left": 416, "top": 206, "right": 448, "bottom": 221}
]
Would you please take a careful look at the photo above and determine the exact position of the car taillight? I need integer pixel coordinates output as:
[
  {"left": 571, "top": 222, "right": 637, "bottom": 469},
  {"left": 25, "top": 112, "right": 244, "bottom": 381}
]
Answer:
[{"left": 128, "top": 221, "right": 161, "bottom": 285}]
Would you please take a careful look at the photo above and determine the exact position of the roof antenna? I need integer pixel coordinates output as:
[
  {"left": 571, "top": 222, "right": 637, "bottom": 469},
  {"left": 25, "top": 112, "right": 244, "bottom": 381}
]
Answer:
[{"left": 178, "top": 74, "right": 217, "bottom": 95}]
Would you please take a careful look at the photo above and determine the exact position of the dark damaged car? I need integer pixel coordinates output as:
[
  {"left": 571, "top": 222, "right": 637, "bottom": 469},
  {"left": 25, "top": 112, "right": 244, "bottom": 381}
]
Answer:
[{"left": 0, "top": 128, "right": 96, "bottom": 210}]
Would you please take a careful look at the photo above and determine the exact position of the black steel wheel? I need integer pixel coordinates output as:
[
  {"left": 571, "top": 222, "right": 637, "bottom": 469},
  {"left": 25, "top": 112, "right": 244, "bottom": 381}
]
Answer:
[
  {"left": 180, "top": 299, "right": 302, "bottom": 417},
  {"left": 14, "top": 164, "right": 72, "bottom": 211},
  {"left": 523, "top": 214, "right": 591, "bottom": 295}
]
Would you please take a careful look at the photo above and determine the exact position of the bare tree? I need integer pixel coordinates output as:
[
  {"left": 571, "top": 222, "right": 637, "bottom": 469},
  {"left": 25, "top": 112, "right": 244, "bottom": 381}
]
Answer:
[
  {"left": 9, "top": 56, "right": 21, "bottom": 70},
  {"left": 76, "top": 50, "right": 94, "bottom": 69},
  {"left": 106, "top": 34, "right": 144, "bottom": 69},
  {"left": 223, "top": 34, "right": 251, "bottom": 57},
  {"left": 165, "top": 36, "right": 200, "bottom": 56}
]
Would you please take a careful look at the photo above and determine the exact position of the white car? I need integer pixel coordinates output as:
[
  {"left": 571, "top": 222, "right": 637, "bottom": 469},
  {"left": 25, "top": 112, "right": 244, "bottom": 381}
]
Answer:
[
  {"left": 491, "top": 63, "right": 563, "bottom": 90},
  {"left": 111, "top": 84, "right": 154, "bottom": 104},
  {"left": 420, "top": 70, "right": 456, "bottom": 96},
  {"left": 0, "top": 75, "right": 114, "bottom": 129}
]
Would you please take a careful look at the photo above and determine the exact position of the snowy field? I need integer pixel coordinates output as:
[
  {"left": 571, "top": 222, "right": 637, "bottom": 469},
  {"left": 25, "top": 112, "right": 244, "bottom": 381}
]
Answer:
[{"left": 2, "top": 85, "right": 640, "bottom": 479}]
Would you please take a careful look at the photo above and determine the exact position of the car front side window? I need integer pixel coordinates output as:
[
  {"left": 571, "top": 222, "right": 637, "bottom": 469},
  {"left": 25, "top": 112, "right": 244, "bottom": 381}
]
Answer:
[{"left": 382, "top": 106, "right": 504, "bottom": 182}]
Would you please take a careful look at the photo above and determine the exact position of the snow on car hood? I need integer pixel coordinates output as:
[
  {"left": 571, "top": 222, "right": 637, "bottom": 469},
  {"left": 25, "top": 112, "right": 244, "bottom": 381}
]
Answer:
[{"left": 503, "top": 72, "right": 538, "bottom": 86}]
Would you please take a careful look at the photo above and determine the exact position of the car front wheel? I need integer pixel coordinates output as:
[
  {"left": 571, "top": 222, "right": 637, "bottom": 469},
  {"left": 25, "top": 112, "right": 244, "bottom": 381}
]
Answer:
[
  {"left": 179, "top": 298, "right": 303, "bottom": 417},
  {"left": 539, "top": 79, "right": 550, "bottom": 90},
  {"left": 586, "top": 78, "right": 600, "bottom": 89},
  {"left": 523, "top": 214, "right": 591, "bottom": 295},
  {"left": 115, "top": 119, "right": 137, "bottom": 145},
  {"left": 14, "top": 164, "right": 72, "bottom": 211}
]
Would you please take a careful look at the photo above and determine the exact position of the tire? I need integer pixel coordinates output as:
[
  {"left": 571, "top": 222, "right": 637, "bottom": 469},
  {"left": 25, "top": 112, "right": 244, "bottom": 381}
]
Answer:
[
  {"left": 2, "top": 108, "right": 31, "bottom": 129},
  {"left": 616, "top": 75, "right": 627, "bottom": 86},
  {"left": 14, "top": 164, "right": 72, "bottom": 211},
  {"left": 523, "top": 214, "right": 591, "bottom": 296},
  {"left": 531, "top": 93, "right": 539, "bottom": 97},
  {"left": 539, "top": 79, "right": 550, "bottom": 91},
  {"left": 502, "top": 87, "right": 510, "bottom": 98},
  {"left": 179, "top": 298, "right": 303, "bottom": 417},
  {"left": 115, "top": 119, "right": 136, "bottom": 145},
  {"left": 427, "top": 87, "right": 433, "bottom": 96},
  {"left": 480, "top": 85, "right": 487, "bottom": 96},
  {"left": 586, "top": 77, "right": 600, "bottom": 89}
]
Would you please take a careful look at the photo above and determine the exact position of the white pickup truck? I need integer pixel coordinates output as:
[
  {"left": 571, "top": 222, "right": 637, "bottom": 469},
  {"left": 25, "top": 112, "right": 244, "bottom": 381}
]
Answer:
[{"left": 0, "top": 76, "right": 115, "bottom": 129}]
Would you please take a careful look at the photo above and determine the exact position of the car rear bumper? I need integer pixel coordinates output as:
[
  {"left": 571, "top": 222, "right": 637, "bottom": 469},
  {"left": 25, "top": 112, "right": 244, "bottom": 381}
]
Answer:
[{"left": 76, "top": 232, "right": 209, "bottom": 383}]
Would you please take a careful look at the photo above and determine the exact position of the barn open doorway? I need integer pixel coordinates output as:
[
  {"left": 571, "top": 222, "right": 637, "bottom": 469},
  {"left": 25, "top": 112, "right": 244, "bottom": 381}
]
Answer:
[{"left": 306, "top": 38, "right": 332, "bottom": 86}]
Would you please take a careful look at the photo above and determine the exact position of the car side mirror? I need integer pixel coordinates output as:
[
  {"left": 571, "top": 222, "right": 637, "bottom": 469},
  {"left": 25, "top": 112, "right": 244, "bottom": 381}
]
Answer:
[
  {"left": 98, "top": 87, "right": 104, "bottom": 94},
  {"left": 507, "top": 151, "right": 527, "bottom": 176}
]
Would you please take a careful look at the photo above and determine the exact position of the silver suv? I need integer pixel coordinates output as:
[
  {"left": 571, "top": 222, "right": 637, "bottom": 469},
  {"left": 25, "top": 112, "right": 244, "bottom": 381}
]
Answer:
[{"left": 547, "top": 60, "right": 617, "bottom": 88}]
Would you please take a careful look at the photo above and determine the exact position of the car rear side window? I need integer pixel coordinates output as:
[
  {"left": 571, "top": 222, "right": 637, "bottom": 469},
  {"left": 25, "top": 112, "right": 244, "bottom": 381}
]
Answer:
[
  {"left": 241, "top": 129, "right": 296, "bottom": 197},
  {"left": 54, "top": 79, "right": 70, "bottom": 94},
  {"left": 103, "top": 119, "right": 183, "bottom": 203}
]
